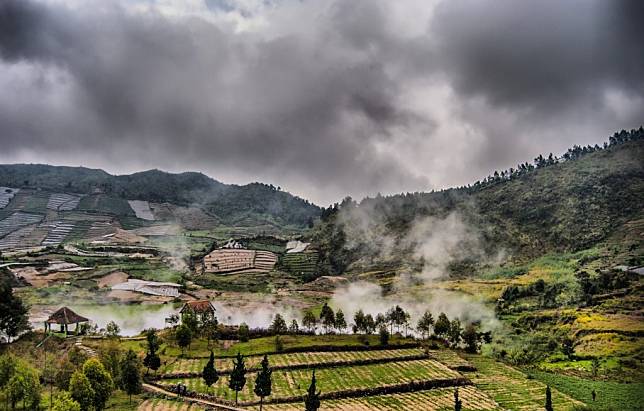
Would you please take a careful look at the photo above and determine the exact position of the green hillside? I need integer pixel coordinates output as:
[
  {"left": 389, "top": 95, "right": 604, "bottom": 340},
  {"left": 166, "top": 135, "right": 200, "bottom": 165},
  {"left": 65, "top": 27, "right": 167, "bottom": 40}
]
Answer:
[
  {"left": 0, "top": 165, "right": 320, "bottom": 228},
  {"left": 312, "top": 128, "right": 644, "bottom": 275}
]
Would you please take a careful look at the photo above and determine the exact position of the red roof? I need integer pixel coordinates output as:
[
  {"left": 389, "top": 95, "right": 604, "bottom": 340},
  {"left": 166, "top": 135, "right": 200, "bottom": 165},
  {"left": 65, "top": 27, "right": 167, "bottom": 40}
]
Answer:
[{"left": 180, "top": 300, "right": 215, "bottom": 314}]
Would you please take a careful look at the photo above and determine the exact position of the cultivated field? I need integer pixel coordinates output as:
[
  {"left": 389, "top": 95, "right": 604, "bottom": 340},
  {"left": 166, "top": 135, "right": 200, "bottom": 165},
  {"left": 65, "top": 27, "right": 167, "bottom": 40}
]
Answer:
[
  {"left": 129, "top": 200, "right": 156, "bottom": 220},
  {"left": 462, "top": 355, "right": 583, "bottom": 410},
  {"left": 138, "top": 399, "right": 205, "bottom": 411},
  {"left": 160, "top": 348, "right": 426, "bottom": 374},
  {"left": 255, "top": 386, "right": 500, "bottom": 411},
  {"left": 160, "top": 358, "right": 462, "bottom": 404}
]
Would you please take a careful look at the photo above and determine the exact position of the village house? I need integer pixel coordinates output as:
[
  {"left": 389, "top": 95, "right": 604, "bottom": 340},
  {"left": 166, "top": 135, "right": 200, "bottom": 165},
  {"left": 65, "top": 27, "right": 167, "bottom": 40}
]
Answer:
[{"left": 180, "top": 300, "right": 216, "bottom": 324}]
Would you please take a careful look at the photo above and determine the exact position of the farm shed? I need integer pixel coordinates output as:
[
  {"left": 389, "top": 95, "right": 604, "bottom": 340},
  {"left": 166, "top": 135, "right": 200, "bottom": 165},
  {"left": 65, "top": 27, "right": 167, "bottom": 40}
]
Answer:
[
  {"left": 111, "top": 278, "right": 180, "bottom": 297},
  {"left": 45, "top": 307, "right": 89, "bottom": 336}
]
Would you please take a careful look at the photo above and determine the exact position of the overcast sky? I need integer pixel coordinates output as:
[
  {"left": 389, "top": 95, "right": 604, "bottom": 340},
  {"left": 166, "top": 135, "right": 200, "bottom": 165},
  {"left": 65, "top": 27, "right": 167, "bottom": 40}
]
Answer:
[{"left": 0, "top": 0, "right": 642, "bottom": 205}]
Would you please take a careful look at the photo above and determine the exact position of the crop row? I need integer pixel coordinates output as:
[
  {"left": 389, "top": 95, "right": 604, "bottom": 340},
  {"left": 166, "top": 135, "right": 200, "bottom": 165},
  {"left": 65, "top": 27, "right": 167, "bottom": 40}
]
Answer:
[
  {"left": 463, "top": 355, "right": 582, "bottom": 410},
  {"left": 160, "top": 359, "right": 461, "bottom": 404},
  {"left": 0, "top": 187, "right": 18, "bottom": 209},
  {"left": 160, "top": 348, "right": 425, "bottom": 374},
  {"left": 41, "top": 220, "right": 75, "bottom": 246},
  {"left": 138, "top": 399, "right": 204, "bottom": 411},
  {"left": 427, "top": 349, "right": 476, "bottom": 370},
  {"left": 0, "top": 212, "right": 43, "bottom": 238},
  {"left": 47, "top": 193, "right": 82, "bottom": 211},
  {"left": 255, "top": 386, "right": 500, "bottom": 410}
]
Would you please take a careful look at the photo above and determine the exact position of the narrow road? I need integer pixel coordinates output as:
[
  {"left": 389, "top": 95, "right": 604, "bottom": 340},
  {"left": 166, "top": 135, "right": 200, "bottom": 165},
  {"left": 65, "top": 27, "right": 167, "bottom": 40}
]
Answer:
[{"left": 142, "top": 383, "right": 245, "bottom": 411}]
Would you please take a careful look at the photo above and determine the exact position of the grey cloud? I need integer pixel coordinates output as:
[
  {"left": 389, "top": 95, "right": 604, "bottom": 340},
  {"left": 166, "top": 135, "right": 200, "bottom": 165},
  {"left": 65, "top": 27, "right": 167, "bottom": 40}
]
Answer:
[{"left": 0, "top": 0, "right": 641, "bottom": 204}]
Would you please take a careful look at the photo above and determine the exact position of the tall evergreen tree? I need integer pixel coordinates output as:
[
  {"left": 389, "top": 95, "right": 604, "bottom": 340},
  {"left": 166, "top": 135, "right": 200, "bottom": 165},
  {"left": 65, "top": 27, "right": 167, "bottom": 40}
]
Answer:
[
  {"left": 454, "top": 388, "right": 462, "bottom": 411},
  {"left": 302, "top": 310, "right": 317, "bottom": 333},
  {"left": 335, "top": 309, "right": 347, "bottom": 333},
  {"left": 202, "top": 351, "right": 219, "bottom": 393},
  {"left": 545, "top": 385, "right": 554, "bottom": 411},
  {"left": 270, "top": 314, "right": 288, "bottom": 334},
  {"left": 143, "top": 329, "right": 161, "bottom": 374},
  {"left": 304, "top": 370, "right": 321, "bottom": 411},
  {"left": 434, "top": 313, "right": 450, "bottom": 338},
  {"left": 319, "top": 303, "right": 335, "bottom": 333},
  {"left": 228, "top": 352, "right": 247, "bottom": 405},
  {"left": 254, "top": 355, "right": 272, "bottom": 411},
  {"left": 417, "top": 311, "right": 434, "bottom": 339},
  {"left": 0, "top": 277, "right": 30, "bottom": 342},
  {"left": 120, "top": 349, "right": 142, "bottom": 403}
]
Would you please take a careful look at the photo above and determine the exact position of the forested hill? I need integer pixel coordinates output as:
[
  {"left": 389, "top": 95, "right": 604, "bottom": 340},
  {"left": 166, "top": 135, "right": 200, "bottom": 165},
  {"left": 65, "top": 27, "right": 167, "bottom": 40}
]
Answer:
[
  {"left": 313, "top": 128, "right": 644, "bottom": 274},
  {"left": 0, "top": 165, "right": 320, "bottom": 227}
]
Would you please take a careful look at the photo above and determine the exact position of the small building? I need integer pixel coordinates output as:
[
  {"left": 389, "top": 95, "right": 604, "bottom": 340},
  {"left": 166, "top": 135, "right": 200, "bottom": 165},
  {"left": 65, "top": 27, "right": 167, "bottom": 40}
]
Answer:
[
  {"left": 111, "top": 279, "right": 181, "bottom": 297},
  {"left": 180, "top": 300, "right": 216, "bottom": 324},
  {"left": 45, "top": 307, "right": 89, "bottom": 336}
]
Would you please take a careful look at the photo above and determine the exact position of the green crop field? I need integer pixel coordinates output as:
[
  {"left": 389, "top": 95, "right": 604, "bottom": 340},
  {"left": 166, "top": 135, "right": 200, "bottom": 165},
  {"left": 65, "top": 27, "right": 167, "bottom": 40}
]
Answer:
[
  {"left": 160, "top": 348, "right": 426, "bottom": 374},
  {"left": 463, "top": 355, "right": 583, "bottom": 410},
  {"left": 528, "top": 370, "right": 644, "bottom": 411},
  {"left": 256, "top": 386, "right": 500, "bottom": 410},
  {"left": 160, "top": 359, "right": 461, "bottom": 404},
  {"left": 138, "top": 398, "right": 205, "bottom": 411}
]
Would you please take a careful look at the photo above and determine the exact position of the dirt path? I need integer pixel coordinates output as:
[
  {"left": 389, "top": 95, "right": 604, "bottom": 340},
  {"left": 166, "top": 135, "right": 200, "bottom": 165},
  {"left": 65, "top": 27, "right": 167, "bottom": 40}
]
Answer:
[{"left": 142, "top": 383, "right": 245, "bottom": 411}]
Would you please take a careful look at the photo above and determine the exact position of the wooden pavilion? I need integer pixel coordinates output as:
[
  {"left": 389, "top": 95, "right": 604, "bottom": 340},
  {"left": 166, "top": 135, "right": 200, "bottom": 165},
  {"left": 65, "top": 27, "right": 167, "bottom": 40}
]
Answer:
[{"left": 45, "top": 307, "right": 89, "bottom": 336}]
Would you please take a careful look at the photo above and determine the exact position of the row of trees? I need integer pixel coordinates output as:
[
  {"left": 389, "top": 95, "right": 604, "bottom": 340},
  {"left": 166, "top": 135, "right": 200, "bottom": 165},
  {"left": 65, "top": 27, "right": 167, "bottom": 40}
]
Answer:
[
  {"left": 469, "top": 127, "right": 644, "bottom": 192},
  {"left": 266, "top": 306, "right": 492, "bottom": 354}
]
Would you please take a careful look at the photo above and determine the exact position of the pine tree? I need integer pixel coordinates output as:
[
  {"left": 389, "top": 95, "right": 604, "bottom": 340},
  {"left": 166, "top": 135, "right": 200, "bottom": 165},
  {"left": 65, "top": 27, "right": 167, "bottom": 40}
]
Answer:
[
  {"left": 335, "top": 309, "right": 347, "bottom": 333},
  {"left": 545, "top": 385, "right": 553, "bottom": 411},
  {"left": 0, "top": 278, "right": 30, "bottom": 342},
  {"left": 202, "top": 351, "right": 219, "bottom": 393},
  {"left": 120, "top": 349, "right": 142, "bottom": 403},
  {"left": 254, "top": 355, "right": 272, "bottom": 411},
  {"left": 434, "top": 312, "right": 450, "bottom": 338},
  {"left": 270, "top": 314, "right": 288, "bottom": 334},
  {"left": 454, "top": 388, "right": 462, "bottom": 411},
  {"left": 288, "top": 319, "right": 299, "bottom": 334},
  {"left": 228, "top": 352, "right": 246, "bottom": 405},
  {"left": 319, "top": 303, "right": 335, "bottom": 333},
  {"left": 302, "top": 310, "right": 317, "bottom": 333},
  {"left": 304, "top": 370, "right": 321, "bottom": 411},
  {"left": 143, "top": 328, "right": 161, "bottom": 374},
  {"left": 417, "top": 311, "right": 434, "bottom": 339}
]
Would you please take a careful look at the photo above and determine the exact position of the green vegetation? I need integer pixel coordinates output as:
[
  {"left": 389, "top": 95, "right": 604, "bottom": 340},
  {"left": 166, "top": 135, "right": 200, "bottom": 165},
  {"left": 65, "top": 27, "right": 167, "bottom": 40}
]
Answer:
[{"left": 529, "top": 370, "right": 644, "bottom": 411}]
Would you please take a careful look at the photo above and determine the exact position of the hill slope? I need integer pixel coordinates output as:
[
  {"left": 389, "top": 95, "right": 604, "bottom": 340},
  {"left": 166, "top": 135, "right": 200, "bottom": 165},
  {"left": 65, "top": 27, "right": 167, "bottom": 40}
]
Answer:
[
  {"left": 312, "top": 128, "right": 644, "bottom": 275},
  {"left": 0, "top": 165, "right": 320, "bottom": 228}
]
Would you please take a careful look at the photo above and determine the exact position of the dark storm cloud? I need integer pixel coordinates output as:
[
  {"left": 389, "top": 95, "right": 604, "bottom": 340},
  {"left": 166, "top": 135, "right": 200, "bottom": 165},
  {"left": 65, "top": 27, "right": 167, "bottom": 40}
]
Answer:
[
  {"left": 430, "top": 0, "right": 644, "bottom": 111},
  {"left": 0, "top": 0, "right": 641, "bottom": 204}
]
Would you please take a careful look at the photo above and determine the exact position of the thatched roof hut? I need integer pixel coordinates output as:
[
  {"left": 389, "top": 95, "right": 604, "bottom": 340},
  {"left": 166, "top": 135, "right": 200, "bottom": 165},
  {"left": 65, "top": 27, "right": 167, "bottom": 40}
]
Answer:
[{"left": 45, "top": 307, "right": 89, "bottom": 336}]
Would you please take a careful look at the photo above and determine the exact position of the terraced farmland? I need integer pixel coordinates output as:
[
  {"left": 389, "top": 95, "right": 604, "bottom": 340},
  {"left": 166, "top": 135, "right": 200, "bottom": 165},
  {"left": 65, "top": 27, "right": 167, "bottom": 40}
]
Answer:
[
  {"left": 129, "top": 200, "right": 155, "bottom": 220},
  {"left": 281, "top": 251, "right": 318, "bottom": 277},
  {"left": 0, "top": 212, "right": 43, "bottom": 237},
  {"left": 138, "top": 399, "right": 205, "bottom": 411},
  {"left": 160, "top": 348, "right": 426, "bottom": 374},
  {"left": 256, "top": 386, "right": 500, "bottom": 410},
  {"left": 41, "top": 220, "right": 75, "bottom": 246},
  {"left": 47, "top": 193, "right": 82, "bottom": 211},
  {"left": 463, "top": 355, "right": 582, "bottom": 410},
  {"left": 160, "top": 359, "right": 462, "bottom": 404},
  {"left": 0, "top": 187, "right": 18, "bottom": 208}
]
